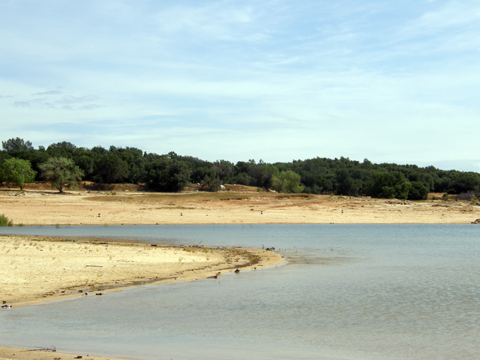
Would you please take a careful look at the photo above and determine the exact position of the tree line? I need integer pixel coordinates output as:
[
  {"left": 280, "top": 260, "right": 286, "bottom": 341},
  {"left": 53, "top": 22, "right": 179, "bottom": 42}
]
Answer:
[{"left": 1, "top": 137, "right": 479, "bottom": 200}]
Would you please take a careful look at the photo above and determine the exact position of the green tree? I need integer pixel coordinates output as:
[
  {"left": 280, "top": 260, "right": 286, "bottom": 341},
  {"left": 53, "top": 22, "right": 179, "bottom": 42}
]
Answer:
[
  {"left": 365, "top": 171, "right": 412, "bottom": 200},
  {"left": 272, "top": 170, "right": 304, "bottom": 193},
  {"left": 46, "top": 141, "right": 77, "bottom": 159},
  {"left": 94, "top": 153, "right": 129, "bottom": 183},
  {"left": 201, "top": 175, "right": 222, "bottom": 192},
  {"left": 192, "top": 167, "right": 216, "bottom": 184},
  {"left": 38, "top": 157, "right": 84, "bottom": 193},
  {"left": 408, "top": 181, "right": 429, "bottom": 200},
  {"left": 335, "top": 169, "right": 361, "bottom": 196},
  {"left": 114, "top": 147, "right": 146, "bottom": 183},
  {"left": 2, "top": 137, "right": 34, "bottom": 152},
  {"left": 256, "top": 164, "right": 278, "bottom": 189},
  {"left": 145, "top": 158, "right": 191, "bottom": 192},
  {"left": 74, "top": 148, "right": 96, "bottom": 180},
  {"left": 233, "top": 172, "right": 255, "bottom": 186},
  {"left": 213, "top": 160, "right": 235, "bottom": 182},
  {"left": 0, "top": 158, "right": 36, "bottom": 190}
]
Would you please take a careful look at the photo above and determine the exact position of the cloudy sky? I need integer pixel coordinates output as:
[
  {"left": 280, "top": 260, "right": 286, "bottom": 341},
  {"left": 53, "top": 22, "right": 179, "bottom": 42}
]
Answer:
[{"left": 1, "top": 0, "right": 479, "bottom": 171}]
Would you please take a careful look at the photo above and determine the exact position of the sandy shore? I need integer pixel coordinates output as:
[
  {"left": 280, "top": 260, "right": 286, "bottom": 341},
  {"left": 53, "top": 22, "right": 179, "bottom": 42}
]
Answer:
[
  {"left": 0, "top": 235, "right": 282, "bottom": 306},
  {"left": 0, "top": 234, "right": 283, "bottom": 360},
  {"left": 1, "top": 188, "right": 479, "bottom": 226},
  {"left": 0, "top": 346, "right": 134, "bottom": 360}
]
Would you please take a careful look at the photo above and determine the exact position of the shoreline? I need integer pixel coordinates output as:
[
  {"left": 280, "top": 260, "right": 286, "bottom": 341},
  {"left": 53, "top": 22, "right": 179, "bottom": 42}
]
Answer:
[
  {"left": 0, "top": 233, "right": 284, "bottom": 360},
  {"left": 0, "top": 346, "right": 135, "bottom": 360},
  {"left": 1, "top": 189, "right": 479, "bottom": 226},
  {"left": 0, "top": 235, "right": 285, "bottom": 307},
  {"left": 1, "top": 189, "right": 479, "bottom": 360},
  {"left": 0, "top": 234, "right": 284, "bottom": 360}
]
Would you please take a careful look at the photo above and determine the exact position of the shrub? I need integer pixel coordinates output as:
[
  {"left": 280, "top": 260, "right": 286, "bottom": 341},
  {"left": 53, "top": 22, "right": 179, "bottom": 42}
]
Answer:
[
  {"left": 408, "top": 181, "right": 429, "bottom": 200},
  {"left": 458, "top": 191, "right": 476, "bottom": 201},
  {"left": 0, "top": 214, "right": 13, "bottom": 226}
]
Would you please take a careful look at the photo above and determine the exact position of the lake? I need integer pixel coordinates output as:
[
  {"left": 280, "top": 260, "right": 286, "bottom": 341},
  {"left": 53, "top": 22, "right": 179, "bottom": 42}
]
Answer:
[{"left": 1, "top": 224, "right": 479, "bottom": 359}]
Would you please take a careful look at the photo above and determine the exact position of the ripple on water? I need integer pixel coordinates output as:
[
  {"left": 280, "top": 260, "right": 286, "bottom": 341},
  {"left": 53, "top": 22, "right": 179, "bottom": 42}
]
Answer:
[{"left": 1, "top": 224, "right": 480, "bottom": 360}]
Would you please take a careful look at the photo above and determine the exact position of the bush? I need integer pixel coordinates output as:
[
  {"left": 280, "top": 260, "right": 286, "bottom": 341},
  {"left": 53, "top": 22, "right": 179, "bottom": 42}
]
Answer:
[
  {"left": 458, "top": 191, "right": 476, "bottom": 201},
  {"left": 365, "top": 171, "right": 411, "bottom": 200},
  {"left": 0, "top": 214, "right": 13, "bottom": 226},
  {"left": 408, "top": 181, "right": 429, "bottom": 200}
]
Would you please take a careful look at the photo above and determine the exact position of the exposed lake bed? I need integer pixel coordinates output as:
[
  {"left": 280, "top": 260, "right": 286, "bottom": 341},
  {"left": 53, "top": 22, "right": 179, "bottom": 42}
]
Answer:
[{"left": 1, "top": 188, "right": 479, "bottom": 226}]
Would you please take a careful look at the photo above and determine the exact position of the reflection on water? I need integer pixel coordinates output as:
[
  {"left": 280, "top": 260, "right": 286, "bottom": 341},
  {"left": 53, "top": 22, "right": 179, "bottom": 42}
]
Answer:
[{"left": 1, "top": 224, "right": 480, "bottom": 360}]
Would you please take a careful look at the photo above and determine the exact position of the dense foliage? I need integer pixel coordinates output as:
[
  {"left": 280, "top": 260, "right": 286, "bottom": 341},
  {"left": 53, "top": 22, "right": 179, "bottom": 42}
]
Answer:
[
  {"left": 38, "top": 157, "right": 84, "bottom": 193},
  {"left": 0, "top": 158, "right": 36, "bottom": 190},
  {"left": 1, "top": 138, "right": 480, "bottom": 200},
  {"left": 0, "top": 214, "right": 14, "bottom": 227}
]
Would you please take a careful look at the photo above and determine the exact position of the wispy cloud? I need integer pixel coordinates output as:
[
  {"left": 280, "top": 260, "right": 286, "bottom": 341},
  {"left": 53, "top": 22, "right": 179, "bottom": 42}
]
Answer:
[
  {"left": 1, "top": 0, "right": 479, "bottom": 171},
  {"left": 32, "top": 90, "right": 63, "bottom": 96},
  {"left": 11, "top": 92, "right": 101, "bottom": 111},
  {"left": 14, "top": 101, "right": 31, "bottom": 108},
  {"left": 412, "top": 1, "right": 480, "bottom": 32}
]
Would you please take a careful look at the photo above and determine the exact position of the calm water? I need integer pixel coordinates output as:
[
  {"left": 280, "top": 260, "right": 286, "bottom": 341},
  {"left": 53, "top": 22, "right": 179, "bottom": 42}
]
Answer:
[{"left": 1, "top": 225, "right": 479, "bottom": 360}]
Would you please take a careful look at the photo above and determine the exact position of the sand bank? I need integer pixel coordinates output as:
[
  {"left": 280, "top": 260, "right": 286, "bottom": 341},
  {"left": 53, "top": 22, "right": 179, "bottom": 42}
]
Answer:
[
  {"left": 0, "top": 235, "right": 284, "bottom": 307},
  {"left": 1, "top": 189, "right": 479, "bottom": 226},
  {"left": 0, "top": 346, "right": 133, "bottom": 360}
]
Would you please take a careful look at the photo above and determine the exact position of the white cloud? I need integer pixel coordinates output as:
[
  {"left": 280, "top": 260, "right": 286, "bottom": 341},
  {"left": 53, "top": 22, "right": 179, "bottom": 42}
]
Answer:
[
  {"left": 0, "top": 0, "right": 479, "bottom": 171},
  {"left": 32, "top": 90, "right": 63, "bottom": 96}
]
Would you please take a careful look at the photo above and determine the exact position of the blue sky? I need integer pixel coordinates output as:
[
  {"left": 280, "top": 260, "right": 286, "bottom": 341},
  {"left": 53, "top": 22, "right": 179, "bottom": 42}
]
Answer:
[{"left": 1, "top": 0, "right": 479, "bottom": 171}]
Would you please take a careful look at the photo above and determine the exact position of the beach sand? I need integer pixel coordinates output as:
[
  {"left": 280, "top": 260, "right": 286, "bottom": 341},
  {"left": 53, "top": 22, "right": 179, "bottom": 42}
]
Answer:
[
  {"left": 0, "top": 346, "right": 135, "bottom": 360},
  {"left": 0, "top": 235, "right": 282, "bottom": 306},
  {"left": 1, "top": 187, "right": 479, "bottom": 226}
]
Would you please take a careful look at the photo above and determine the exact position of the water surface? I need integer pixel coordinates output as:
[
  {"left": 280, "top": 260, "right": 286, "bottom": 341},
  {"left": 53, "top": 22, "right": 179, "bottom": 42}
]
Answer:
[{"left": 1, "top": 225, "right": 479, "bottom": 359}]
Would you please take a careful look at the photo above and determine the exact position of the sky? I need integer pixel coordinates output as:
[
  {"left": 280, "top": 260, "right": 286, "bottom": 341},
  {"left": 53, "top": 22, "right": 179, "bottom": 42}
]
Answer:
[{"left": 1, "top": 0, "right": 479, "bottom": 172}]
